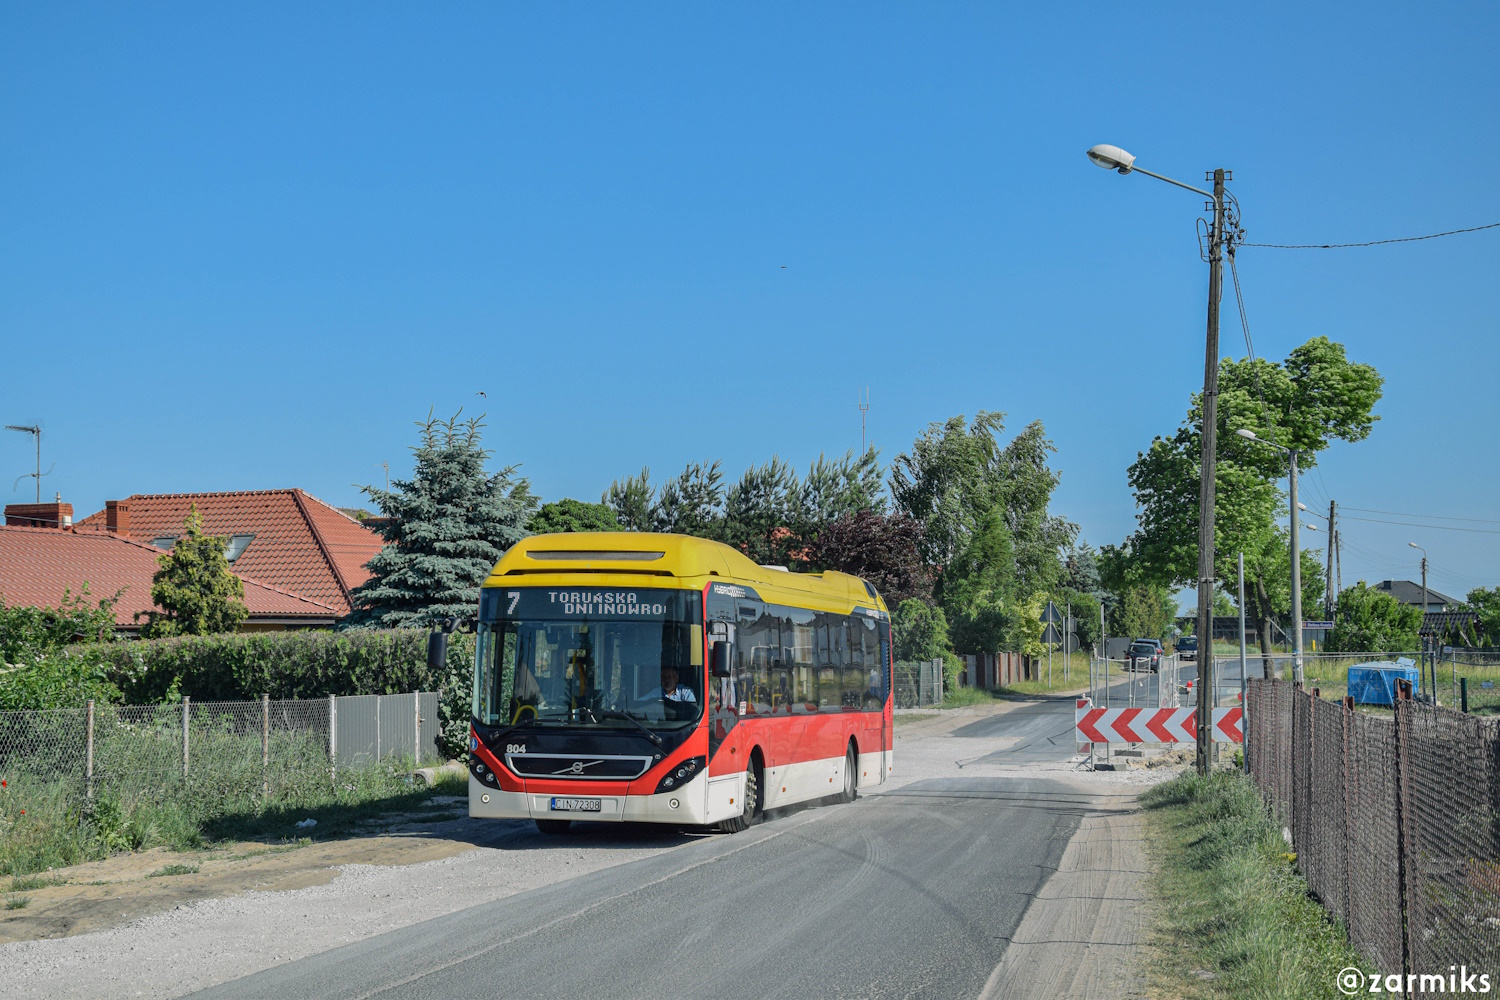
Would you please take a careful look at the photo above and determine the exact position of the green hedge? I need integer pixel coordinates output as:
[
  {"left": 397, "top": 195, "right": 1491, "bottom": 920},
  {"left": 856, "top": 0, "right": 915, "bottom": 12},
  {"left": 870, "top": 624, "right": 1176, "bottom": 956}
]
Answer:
[{"left": 76, "top": 629, "right": 477, "bottom": 759}]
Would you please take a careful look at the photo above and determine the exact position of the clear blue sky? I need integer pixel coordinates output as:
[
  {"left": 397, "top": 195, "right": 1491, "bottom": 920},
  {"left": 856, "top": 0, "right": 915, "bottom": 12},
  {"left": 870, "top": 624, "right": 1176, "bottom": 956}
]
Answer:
[{"left": 3, "top": 4, "right": 1496, "bottom": 601}]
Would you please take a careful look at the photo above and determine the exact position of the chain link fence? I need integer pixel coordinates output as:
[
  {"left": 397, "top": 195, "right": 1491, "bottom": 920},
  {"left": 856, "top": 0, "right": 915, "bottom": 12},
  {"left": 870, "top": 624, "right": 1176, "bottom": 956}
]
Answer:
[
  {"left": 1247, "top": 678, "right": 1500, "bottom": 979},
  {"left": 893, "top": 659, "right": 944, "bottom": 708},
  {"left": 0, "top": 692, "right": 440, "bottom": 804}
]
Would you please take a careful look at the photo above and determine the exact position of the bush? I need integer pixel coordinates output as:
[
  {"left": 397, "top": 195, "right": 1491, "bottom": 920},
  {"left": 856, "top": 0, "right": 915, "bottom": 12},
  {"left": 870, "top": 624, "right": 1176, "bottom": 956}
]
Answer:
[
  {"left": 0, "top": 652, "right": 122, "bottom": 710},
  {"left": 80, "top": 629, "right": 476, "bottom": 759}
]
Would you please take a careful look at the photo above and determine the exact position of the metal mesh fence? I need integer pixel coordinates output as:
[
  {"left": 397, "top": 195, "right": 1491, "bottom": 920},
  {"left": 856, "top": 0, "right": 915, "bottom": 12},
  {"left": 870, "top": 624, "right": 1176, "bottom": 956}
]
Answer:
[
  {"left": 1246, "top": 678, "right": 1500, "bottom": 978},
  {"left": 0, "top": 692, "right": 438, "bottom": 808},
  {"left": 893, "top": 660, "right": 944, "bottom": 708}
]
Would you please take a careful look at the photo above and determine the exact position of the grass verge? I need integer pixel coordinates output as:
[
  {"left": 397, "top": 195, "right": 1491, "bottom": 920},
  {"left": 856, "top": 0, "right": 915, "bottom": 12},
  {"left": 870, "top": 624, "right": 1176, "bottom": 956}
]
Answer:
[
  {"left": 1140, "top": 769, "right": 1365, "bottom": 999},
  {"left": 0, "top": 760, "right": 469, "bottom": 878}
]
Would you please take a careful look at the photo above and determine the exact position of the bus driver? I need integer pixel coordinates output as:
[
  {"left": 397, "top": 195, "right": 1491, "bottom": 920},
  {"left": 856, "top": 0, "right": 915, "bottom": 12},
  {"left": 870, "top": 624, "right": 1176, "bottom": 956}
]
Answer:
[{"left": 643, "top": 665, "right": 697, "bottom": 704}]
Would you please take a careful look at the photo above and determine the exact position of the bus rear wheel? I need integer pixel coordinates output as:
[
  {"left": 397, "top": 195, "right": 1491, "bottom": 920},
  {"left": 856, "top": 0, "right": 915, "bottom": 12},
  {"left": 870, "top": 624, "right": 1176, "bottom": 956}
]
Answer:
[
  {"left": 535, "top": 819, "right": 572, "bottom": 835},
  {"left": 718, "top": 763, "right": 761, "bottom": 834},
  {"left": 838, "top": 743, "right": 858, "bottom": 803}
]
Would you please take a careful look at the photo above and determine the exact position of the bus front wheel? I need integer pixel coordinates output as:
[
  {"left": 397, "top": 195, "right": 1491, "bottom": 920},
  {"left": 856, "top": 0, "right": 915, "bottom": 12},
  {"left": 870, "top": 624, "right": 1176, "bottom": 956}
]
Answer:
[{"left": 718, "top": 762, "right": 762, "bottom": 834}]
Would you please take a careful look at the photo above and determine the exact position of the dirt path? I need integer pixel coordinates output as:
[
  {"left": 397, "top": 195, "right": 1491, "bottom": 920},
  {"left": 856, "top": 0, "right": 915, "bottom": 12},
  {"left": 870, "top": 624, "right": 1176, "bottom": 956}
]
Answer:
[{"left": 0, "top": 797, "right": 480, "bottom": 945}]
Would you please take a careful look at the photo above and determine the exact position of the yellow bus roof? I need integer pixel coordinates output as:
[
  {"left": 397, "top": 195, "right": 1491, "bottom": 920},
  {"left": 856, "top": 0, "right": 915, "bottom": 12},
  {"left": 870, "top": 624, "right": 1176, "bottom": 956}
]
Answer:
[{"left": 483, "top": 531, "right": 887, "bottom": 615}]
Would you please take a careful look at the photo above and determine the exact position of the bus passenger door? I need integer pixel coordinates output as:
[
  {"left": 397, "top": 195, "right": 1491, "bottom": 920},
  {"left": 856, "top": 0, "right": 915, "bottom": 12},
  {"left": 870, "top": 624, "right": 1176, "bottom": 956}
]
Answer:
[{"left": 707, "top": 621, "right": 739, "bottom": 764}]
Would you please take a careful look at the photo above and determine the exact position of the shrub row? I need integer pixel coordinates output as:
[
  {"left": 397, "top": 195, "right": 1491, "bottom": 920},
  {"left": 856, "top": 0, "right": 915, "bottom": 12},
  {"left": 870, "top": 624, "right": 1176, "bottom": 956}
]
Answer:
[{"left": 72, "top": 629, "right": 476, "bottom": 758}]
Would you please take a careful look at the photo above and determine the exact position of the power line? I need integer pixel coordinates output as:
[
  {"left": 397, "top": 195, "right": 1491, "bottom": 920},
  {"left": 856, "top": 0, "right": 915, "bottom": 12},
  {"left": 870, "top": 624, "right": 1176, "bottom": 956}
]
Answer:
[
  {"left": 1339, "top": 514, "right": 1500, "bottom": 536},
  {"left": 1242, "top": 220, "right": 1500, "bottom": 249},
  {"left": 1339, "top": 506, "right": 1500, "bottom": 526}
]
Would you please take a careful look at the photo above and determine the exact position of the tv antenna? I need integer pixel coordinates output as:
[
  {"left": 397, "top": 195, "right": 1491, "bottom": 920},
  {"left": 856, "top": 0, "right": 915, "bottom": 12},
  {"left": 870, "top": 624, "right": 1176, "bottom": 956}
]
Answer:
[
  {"left": 858, "top": 387, "right": 870, "bottom": 455},
  {"left": 6, "top": 424, "right": 51, "bottom": 502}
]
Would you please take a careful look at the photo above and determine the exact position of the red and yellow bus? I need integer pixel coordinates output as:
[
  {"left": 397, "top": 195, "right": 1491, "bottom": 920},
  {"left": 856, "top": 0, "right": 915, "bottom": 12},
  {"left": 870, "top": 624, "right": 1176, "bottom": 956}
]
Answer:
[{"left": 467, "top": 532, "right": 894, "bottom": 833}]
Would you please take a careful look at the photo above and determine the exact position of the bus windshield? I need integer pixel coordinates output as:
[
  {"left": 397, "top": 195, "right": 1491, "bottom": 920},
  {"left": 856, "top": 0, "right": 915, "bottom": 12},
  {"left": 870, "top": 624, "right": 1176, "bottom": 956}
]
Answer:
[{"left": 473, "top": 588, "right": 703, "bottom": 732}]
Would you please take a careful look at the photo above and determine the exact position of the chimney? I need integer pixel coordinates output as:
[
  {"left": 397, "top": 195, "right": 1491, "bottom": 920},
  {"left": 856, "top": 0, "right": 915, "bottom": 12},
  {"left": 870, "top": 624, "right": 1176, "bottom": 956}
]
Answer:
[
  {"left": 4, "top": 499, "right": 74, "bottom": 529},
  {"left": 106, "top": 500, "right": 131, "bottom": 537}
]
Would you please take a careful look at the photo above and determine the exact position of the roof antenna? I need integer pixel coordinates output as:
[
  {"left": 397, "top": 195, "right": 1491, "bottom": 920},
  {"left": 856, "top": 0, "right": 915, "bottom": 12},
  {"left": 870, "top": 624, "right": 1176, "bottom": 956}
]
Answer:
[
  {"left": 858, "top": 388, "right": 870, "bottom": 455},
  {"left": 6, "top": 424, "right": 50, "bottom": 503}
]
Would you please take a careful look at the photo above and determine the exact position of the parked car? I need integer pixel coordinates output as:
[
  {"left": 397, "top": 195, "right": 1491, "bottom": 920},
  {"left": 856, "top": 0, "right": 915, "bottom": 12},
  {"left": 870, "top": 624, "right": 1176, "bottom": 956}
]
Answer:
[
  {"left": 1126, "top": 640, "right": 1162, "bottom": 673},
  {"left": 1175, "top": 635, "right": 1198, "bottom": 661}
]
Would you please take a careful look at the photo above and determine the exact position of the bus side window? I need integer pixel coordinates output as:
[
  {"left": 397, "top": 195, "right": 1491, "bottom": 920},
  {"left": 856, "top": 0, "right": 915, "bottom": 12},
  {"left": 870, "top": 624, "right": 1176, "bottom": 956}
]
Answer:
[
  {"left": 737, "top": 613, "right": 773, "bottom": 715},
  {"left": 877, "top": 621, "right": 892, "bottom": 704}
]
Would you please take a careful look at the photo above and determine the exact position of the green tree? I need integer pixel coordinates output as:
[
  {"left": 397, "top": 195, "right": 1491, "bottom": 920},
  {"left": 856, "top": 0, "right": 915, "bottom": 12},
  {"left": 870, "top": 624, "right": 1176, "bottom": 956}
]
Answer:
[
  {"left": 1109, "top": 584, "right": 1178, "bottom": 642},
  {"left": 603, "top": 467, "right": 654, "bottom": 531},
  {"left": 529, "top": 498, "right": 619, "bottom": 534},
  {"left": 1464, "top": 587, "right": 1500, "bottom": 646},
  {"left": 890, "top": 412, "right": 1074, "bottom": 627},
  {"left": 1329, "top": 582, "right": 1421, "bottom": 653},
  {"left": 135, "top": 507, "right": 249, "bottom": 638},
  {"left": 722, "top": 457, "right": 800, "bottom": 563},
  {"left": 653, "top": 461, "right": 726, "bottom": 538},
  {"left": 348, "top": 410, "right": 537, "bottom": 628},
  {"left": 892, "top": 599, "right": 950, "bottom": 662},
  {"left": 1119, "top": 337, "right": 1380, "bottom": 661}
]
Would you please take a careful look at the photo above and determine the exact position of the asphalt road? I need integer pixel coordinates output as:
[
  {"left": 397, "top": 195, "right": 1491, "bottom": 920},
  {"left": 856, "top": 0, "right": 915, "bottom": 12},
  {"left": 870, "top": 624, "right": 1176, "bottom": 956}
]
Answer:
[{"left": 190, "top": 773, "right": 1100, "bottom": 1000}]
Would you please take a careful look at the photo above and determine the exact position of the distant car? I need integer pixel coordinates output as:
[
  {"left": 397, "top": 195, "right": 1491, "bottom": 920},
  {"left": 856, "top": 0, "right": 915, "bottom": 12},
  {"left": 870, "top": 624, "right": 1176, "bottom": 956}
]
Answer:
[
  {"left": 1126, "top": 641, "right": 1162, "bottom": 673},
  {"left": 1176, "top": 636, "right": 1198, "bottom": 661}
]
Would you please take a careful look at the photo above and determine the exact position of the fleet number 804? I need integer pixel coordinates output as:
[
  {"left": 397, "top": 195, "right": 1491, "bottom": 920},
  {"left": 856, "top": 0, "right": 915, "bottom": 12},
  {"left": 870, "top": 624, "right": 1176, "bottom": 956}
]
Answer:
[{"left": 505, "top": 744, "right": 527, "bottom": 755}]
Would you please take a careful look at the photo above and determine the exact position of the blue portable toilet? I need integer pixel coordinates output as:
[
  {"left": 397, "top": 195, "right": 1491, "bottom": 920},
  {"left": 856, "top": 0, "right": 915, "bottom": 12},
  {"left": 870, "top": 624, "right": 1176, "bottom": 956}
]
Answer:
[{"left": 1347, "top": 658, "right": 1420, "bottom": 706}]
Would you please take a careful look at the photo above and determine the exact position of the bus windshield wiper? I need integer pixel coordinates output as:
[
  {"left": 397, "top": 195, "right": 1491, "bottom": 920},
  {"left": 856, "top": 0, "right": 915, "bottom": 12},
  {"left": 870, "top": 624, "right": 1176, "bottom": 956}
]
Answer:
[{"left": 585, "top": 708, "right": 663, "bottom": 745}]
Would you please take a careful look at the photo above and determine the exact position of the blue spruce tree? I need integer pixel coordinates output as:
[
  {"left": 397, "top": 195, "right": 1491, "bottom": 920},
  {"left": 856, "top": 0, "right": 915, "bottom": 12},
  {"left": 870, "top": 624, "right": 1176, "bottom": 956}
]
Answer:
[{"left": 347, "top": 410, "right": 536, "bottom": 628}]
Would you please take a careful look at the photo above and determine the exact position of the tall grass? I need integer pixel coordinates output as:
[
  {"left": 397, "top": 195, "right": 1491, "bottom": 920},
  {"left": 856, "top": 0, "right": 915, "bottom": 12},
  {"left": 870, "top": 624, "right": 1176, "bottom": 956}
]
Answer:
[
  {"left": 0, "top": 707, "right": 468, "bottom": 878},
  {"left": 1141, "top": 770, "right": 1366, "bottom": 999}
]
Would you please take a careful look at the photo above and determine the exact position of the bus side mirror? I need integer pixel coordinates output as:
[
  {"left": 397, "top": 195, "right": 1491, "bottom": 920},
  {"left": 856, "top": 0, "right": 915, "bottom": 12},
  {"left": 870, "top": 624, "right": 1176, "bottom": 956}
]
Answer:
[
  {"left": 427, "top": 631, "right": 449, "bottom": 673},
  {"left": 711, "top": 640, "right": 731, "bottom": 678}
]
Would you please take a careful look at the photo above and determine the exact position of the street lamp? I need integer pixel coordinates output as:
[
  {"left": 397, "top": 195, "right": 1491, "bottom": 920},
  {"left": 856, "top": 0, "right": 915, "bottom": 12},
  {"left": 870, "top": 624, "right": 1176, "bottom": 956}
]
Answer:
[
  {"left": 1236, "top": 428, "right": 1305, "bottom": 684},
  {"left": 1092, "top": 144, "right": 1235, "bottom": 775}
]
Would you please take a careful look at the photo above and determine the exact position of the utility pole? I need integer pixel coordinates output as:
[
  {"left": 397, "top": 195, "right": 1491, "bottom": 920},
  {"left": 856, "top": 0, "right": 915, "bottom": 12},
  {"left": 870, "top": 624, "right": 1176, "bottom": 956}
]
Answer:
[
  {"left": 1325, "top": 501, "right": 1337, "bottom": 619},
  {"left": 5, "top": 424, "right": 42, "bottom": 503},
  {"left": 1194, "top": 168, "right": 1228, "bottom": 776}
]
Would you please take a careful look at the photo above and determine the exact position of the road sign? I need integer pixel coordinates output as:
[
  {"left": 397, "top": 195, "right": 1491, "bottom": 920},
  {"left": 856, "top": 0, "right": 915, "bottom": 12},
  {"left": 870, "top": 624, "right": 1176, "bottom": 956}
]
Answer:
[
  {"left": 1075, "top": 699, "right": 1242, "bottom": 744},
  {"left": 1041, "top": 622, "right": 1062, "bottom": 645},
  {"left": 1041, "top": 601, "right": 1063, "bottom": 624},
  {"left": 1302, "top": 621, "right": 1334, "bottom": 630}
]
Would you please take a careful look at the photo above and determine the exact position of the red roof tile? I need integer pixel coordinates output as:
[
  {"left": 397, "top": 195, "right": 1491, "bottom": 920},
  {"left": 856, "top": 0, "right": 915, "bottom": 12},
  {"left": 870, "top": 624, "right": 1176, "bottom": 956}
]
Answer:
[
  {"left": 76, "top": 490, "right": 385, "bottom": 616},
  {"left": 0, "top": 525, "right": 339, "bottom": 627}
]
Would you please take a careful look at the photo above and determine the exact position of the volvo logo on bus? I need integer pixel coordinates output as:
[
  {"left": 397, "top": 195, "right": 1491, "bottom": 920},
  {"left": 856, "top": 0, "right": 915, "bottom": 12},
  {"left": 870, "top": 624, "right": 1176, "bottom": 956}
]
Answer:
[{"left": 557, "top": 760, "right": 602, "bottom": 775}]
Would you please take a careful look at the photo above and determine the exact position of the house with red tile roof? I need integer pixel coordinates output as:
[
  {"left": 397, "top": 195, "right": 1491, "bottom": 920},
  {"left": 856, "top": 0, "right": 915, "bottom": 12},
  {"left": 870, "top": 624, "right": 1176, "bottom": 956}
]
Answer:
[
  {"left": 0, "top": 490, "right": 385, "bottom": 633},
  {"left": 75, "top": 489, "right": 385, "bottom": 618}
]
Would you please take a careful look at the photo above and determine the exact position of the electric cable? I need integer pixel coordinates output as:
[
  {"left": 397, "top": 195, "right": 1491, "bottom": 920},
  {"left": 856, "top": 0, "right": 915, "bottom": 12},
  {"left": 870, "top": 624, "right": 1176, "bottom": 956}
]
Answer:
[{"left": 1242, "top": 221, "right": 1500, "bottom": 249}]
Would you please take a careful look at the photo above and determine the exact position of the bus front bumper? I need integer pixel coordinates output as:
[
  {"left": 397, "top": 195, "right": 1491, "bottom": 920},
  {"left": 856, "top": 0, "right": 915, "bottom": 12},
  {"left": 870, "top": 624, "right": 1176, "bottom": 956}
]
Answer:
[{"left": 469, "top": 771, "right": 711, "bottom": 825}]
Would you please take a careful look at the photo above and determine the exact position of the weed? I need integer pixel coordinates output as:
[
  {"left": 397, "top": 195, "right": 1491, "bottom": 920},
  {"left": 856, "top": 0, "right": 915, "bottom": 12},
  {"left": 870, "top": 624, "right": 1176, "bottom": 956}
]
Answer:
[
  {"left": 7, "top": 874, "right": 65, "bottom": 892},
  {"left": 1141, "top": 770, "right": 1365, "bottom": 999},
  {"left": 147, "top": 863, "right": 200, "bottom": 877},
  {"left": 5, "top": 895, "right": 30, "bottom": 910}
]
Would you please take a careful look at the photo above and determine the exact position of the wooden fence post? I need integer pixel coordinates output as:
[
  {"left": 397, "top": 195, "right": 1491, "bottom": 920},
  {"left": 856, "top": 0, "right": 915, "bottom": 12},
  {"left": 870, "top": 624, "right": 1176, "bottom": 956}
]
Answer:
[
  {"left": 1392, "top": 680, "right": 1412, "bottom": 985},
  {"left": 182, "top": 696, "right": 190, "bottom": 778}
]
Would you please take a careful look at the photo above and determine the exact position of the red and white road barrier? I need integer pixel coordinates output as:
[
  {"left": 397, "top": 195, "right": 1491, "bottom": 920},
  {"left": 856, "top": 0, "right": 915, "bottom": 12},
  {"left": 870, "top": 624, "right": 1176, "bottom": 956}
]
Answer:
[{"left": 1074, "top": 698, "right": 1242, "bottom": 745}]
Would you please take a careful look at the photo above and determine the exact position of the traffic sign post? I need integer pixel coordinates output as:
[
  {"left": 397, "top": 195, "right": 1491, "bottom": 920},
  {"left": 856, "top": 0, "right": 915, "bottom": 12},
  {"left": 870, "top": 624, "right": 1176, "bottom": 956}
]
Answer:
[{"left": 1042, "top": 602, "right": 1063, "bottom": 688}]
